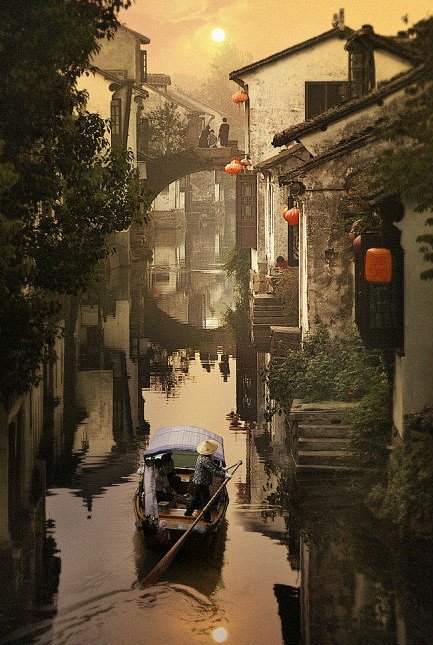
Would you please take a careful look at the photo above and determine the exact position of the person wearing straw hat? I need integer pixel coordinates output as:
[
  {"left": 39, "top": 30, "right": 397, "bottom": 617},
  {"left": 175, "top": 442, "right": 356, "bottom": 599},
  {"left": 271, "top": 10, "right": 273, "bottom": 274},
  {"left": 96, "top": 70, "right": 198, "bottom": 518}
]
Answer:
[{"left": 184, "top": 439, "right": 228, "bottom": 522}]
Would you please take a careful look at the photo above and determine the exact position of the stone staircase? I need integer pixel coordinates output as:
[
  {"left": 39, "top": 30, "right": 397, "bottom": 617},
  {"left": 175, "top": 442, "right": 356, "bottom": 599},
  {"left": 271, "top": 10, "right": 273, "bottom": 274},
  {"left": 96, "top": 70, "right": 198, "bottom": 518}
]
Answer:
[
  {"left": 252, "top": 294, "right": 291, "bottom": 351},
  {"left": 288, "top": 401, "right": 357, "bottom": 473}
]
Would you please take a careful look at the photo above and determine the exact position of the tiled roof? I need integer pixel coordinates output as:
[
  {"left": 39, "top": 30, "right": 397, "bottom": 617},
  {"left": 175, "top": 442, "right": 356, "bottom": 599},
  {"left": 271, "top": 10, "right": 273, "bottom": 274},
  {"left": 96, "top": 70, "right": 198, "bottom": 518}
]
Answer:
[
  {"left": 229, "top": 27, "right": 353, "bottom": 81},
  {"left": 272, "top": 64, "right": 426, "bottom": 147},
  {"left": 147, "top": 74, "right": 171, "bottom": 86},
  {"left": 278, "top": 130, "right": 377, "bottom": 184},
  {"left": 345, "top": 27, "right": 419, "bottom": 63},
  {"left": 122, "top": 25, "right": 150, "bottom": 44},
  {"left": 255, "top": 143, "right": 310, "bottom": 170}
]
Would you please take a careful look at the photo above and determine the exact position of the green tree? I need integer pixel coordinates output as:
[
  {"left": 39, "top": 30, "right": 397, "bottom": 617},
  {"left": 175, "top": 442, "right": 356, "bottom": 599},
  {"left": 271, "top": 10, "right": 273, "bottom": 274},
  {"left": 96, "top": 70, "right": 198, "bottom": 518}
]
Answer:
[
  {"left": 351, "top": 17, "right": 433, "bottom": 278},
  {"left": 0, "top": 0, "right": 155, "bottom": 405},
  {"left": 148, "top": 102, "right": 189, "bottom": 155}
]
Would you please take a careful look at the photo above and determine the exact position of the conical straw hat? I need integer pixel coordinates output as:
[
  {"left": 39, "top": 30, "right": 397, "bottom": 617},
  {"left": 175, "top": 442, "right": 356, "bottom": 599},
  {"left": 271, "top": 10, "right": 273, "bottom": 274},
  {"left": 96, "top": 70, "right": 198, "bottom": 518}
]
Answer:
[{"left": 197, "top": 439, "right": 219, "bottom": 455}]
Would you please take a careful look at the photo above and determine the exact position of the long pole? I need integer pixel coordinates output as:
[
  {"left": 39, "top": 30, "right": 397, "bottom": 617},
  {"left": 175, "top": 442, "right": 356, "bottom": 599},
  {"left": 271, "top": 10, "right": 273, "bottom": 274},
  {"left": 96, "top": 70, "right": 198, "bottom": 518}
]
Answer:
[{"left": 142, "top": 460, "right": 242, "bottom": 586}]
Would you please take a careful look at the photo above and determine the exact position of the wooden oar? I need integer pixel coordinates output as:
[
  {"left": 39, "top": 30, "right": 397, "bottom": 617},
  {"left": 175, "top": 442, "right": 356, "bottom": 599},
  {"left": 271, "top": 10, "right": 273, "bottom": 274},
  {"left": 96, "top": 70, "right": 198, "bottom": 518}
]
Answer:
[{"left": 142, "top": 460, "right": 242, "bottom": 587}]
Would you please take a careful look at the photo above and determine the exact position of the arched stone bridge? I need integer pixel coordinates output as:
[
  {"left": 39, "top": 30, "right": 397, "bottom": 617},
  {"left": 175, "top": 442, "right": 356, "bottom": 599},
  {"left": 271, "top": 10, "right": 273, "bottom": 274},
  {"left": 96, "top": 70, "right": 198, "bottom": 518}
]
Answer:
[{"left": 144, "top": 143, "right": 245, "bottom": 194}]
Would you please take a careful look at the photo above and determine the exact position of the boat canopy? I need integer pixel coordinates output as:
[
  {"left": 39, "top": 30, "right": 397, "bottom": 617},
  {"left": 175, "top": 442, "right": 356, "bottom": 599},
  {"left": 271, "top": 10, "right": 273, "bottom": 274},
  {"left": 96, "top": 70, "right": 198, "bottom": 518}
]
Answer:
[{"left": 144, "top": 425, "right": 225, "bottom": 464}]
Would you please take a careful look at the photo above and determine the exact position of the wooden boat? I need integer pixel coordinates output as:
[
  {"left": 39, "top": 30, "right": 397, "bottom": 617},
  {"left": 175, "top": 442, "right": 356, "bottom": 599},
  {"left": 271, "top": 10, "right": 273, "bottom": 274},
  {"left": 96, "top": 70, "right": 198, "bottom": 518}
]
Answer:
[{"left": 134, "top": 425, "right": 230, "bottom": 548}]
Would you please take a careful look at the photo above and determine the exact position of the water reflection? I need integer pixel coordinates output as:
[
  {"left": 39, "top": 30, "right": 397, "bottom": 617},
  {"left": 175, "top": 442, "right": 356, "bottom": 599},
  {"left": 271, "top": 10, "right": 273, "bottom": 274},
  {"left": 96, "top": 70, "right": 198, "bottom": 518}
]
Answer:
[
  {"left": 133, "top": 521, "right": 228, "bottom": 598},
  {"left": 1, "top": 173, "right": 431, "bottom": 645}
]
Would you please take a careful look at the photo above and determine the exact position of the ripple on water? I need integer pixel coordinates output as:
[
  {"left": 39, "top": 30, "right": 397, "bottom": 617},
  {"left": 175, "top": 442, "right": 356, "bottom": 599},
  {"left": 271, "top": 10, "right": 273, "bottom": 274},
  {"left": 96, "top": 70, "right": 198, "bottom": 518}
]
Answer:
[{"left": 1, "top": 584, "right": 227, "bottom": 645}]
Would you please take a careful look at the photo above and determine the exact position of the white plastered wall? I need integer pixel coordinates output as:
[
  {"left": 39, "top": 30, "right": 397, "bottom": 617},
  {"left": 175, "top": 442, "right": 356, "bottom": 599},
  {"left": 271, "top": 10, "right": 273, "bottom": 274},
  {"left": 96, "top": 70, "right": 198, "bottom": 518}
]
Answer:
[{"left": 394, "top": 205, "right": 433, "bottom": 437}]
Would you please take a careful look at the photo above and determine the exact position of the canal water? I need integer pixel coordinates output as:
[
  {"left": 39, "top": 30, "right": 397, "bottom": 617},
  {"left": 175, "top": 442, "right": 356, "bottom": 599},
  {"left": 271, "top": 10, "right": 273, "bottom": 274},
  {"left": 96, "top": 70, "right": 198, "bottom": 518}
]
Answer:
[{"left": 1, "top": 184, "right": 431, "bottom": 645}]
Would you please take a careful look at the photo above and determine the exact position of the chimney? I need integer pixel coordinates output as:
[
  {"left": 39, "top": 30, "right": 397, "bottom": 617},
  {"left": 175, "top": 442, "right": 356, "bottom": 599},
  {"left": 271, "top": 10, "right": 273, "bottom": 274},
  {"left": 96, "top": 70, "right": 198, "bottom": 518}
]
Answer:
[
  {"left": 338, "top": 8, "right": 345, "bottom": 31},
  {"left": 332, "top": 13, "right": 338, "bottom": 28}
]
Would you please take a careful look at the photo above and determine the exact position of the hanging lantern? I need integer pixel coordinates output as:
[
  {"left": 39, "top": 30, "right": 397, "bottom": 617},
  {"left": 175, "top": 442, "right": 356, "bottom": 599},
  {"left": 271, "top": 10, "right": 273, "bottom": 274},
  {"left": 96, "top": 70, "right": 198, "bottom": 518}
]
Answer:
[
  {"left": 287, "top": 207, "right": 299, "bottom": 226},
  {"left": 365, "top": 248, "right": 392, "bottom": 283},
  {"left": 224, "top": 158, "right": 243, "bottom": 175},
  {"left": 240, "top": 156, "right": 251, "bottom": 168},
  {"left": 281, "top": 205, "right": 289, "bottom": 220},
  {"left": 232, "top": 89, "right": 248, "bottom": 103}
]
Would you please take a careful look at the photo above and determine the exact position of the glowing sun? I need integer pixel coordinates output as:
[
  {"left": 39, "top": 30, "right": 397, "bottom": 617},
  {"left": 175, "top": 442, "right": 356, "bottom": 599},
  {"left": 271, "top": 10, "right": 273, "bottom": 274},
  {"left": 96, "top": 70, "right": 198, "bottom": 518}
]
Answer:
[
  {"left": 211, "top": 28, "right": 226, "bottom": 42},
  {"left": 212, "top": 627, "right": 228, "bottom": 643}
]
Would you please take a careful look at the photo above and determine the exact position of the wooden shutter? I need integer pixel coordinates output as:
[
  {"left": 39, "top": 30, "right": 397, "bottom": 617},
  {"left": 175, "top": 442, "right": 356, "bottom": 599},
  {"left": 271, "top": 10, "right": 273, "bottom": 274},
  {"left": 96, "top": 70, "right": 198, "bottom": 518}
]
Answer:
[
  {"left": 236, "top": 173, "right": 257, "bottom": 249},
  {"left": 110, "top": 98, "right": 122, "bottom": 147},
  {"left": 355, "top": 232, "right": 404, "bottom": 349},
  {"left": 305, "top": 82, "right": 349, "bottom": 119}
]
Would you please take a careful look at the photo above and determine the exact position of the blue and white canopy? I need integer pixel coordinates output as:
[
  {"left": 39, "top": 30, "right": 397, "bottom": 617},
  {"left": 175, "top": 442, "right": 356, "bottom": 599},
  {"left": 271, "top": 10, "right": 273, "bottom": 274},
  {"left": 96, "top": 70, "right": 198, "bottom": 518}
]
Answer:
[{"left": 144, "top": 425, "right": 225, "bottom": 464}]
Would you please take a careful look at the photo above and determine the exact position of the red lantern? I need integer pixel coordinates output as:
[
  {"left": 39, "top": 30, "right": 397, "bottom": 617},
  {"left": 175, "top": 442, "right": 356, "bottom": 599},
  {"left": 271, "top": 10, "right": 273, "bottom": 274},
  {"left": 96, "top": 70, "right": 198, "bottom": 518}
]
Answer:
[
  {"left": 287, "top": 207, "right": 299, "bottom": 225},
  {"left": 281, "top": 205, "right": 289, "bottom": 220},
  {"left": 232, "top": 89, "right": 248, "bottom": 103},
  {"left": 365, "top": 248, "right": 392, "bottom": 283},
  {"left": 224, "top": 158, "right": 243, "bottom": 175}
]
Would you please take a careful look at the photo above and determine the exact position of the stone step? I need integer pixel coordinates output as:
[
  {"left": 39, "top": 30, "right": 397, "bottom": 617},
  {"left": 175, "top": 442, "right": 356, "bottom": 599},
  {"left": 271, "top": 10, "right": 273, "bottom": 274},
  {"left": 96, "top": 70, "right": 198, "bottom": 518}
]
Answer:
[
  {"left": 290, "top": 412, "right": 350, "bottom": 425},
  {"left": 254, "top": 310, "right": 286, "bottom": 315},
  {"left": 297, "top": 450, "right": 354, "bottom": 466},
  {"left": 254, "top": 295, "right": 283, "bottom": 302},
  {"left": 295, "top": 463, "right": 357, "bottom": 475},
  {"left": 298, "top": 424, "right": 352, "bottom": 438},
  {"left": 298, "top": 437, "right": 351, "bottom": 451}
]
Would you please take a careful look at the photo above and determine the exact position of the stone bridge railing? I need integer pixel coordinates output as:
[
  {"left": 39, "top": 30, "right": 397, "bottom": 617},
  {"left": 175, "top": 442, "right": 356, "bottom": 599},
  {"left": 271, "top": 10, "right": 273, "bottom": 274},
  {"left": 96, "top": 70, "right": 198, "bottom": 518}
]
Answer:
[{"left": 142, "top": 143, "right": 245, "bottom": 194}]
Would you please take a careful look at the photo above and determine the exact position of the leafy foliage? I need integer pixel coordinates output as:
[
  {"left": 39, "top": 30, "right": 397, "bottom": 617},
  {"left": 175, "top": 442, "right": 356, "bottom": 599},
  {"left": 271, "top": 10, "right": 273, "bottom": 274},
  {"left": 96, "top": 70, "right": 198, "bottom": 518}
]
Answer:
[
  {"left": 349, "top": 17, "right": 433, "bottom": 278},
  {"left": 148, "top": 102, "right": 189, "bottom": 156},
  {"left": 0, "top": 0, "right": 152, "bottom": 405},
  {"left": 368, "top": 406, "right": 433, "bottom": 537},
  {"left": 223, "top": 245, "right": 251, "bottom": 342},
  {"left": 274, "top": 269, "right": 299, "bottom": 325},
  {"left": 263, "top": 327, "right": 387, "bottom": 417}
]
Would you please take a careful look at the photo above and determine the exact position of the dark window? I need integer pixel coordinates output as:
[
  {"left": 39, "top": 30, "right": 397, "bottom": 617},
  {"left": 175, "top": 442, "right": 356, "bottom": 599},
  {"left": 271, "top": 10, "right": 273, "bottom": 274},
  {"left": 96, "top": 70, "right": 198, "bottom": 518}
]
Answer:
[
  {"left": 347, "top": 44, "right": 375, "bottom": 98},
  {"left": 355, "top": 232, "right": 404, "bottom": 349},
  {"left": 110, "top": 98, "right": 122, "bottom": 147},
  {"left": 236, "top": 173, "right": 257, "bottom": 249},
  {"left": 305, "top": 81, "right": 349, "bottom": 119},
  {"left": 140, "top": 50, "right": 148, "bottom": 83}
]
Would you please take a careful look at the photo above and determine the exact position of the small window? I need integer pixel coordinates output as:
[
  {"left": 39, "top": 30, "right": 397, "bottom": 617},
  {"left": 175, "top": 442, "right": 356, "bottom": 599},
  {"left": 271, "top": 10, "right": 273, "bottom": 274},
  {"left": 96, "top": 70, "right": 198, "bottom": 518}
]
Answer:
[
  {"left": 355, "top": 232, "right": 403, "bottom": 349},
  {"left": 141, "top": 50, "right": 148, "bottom": 83},
  {"left": 305, "top": 81, "right": 349, "bottom": 120},
  {"left": 110, "top": 98, "right": 122, "bottom": 146}
]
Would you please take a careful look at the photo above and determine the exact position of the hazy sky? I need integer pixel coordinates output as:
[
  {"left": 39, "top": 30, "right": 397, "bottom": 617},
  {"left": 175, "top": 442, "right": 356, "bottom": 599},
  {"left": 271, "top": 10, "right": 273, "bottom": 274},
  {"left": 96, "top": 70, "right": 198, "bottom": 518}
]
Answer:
[{"left": 119, "top": 0, "right": 432, "bottom": 80}]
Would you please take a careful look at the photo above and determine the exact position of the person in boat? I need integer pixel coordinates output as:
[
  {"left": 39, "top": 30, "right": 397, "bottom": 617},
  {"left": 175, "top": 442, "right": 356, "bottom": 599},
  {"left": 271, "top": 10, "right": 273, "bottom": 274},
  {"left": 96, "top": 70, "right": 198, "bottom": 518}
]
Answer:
[
  {"left": 184, "top": 439, "right": 228, "bottom": 522},
  {"left": 159, "top": 452, "right": 182, "bottom": 493},
  {"left": 154, "top": 456, "right": 176, "bottom": 502},
  {"left": 143, "top": 456, "right": 158, "bottom": 519}
]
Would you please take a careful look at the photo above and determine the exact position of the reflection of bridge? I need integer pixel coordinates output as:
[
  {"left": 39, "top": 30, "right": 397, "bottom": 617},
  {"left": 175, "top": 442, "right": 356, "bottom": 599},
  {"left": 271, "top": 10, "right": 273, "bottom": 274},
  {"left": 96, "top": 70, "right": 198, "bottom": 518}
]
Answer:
[
  {"left": 141, "top": 291, "right": 235, "bottom": 354},
  {"left": 145, "top": 143, "right": 245, "bottom": 193}
]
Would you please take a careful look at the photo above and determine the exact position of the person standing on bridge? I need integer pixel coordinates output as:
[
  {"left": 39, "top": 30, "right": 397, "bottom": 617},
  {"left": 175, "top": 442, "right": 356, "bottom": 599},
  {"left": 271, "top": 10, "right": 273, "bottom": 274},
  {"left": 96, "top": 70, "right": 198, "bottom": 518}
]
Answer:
[
  {"left": 218, "top": 117, "right": 230, "bottom": 147},
  {"left": 198, "top": 124, "right": 210, "bottom": 148}
]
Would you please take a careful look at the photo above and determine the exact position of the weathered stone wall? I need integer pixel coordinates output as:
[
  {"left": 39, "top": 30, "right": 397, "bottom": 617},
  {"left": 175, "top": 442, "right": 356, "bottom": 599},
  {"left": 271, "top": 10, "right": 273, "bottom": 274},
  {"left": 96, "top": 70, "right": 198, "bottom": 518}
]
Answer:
[{"left": 301, "top": 168, "right": 354, "bottom": 334}]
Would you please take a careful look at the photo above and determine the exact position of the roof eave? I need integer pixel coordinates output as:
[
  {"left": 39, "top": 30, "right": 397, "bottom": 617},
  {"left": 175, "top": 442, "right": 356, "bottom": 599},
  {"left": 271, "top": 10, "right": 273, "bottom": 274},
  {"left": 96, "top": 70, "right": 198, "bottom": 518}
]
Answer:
[
  {"left": 229, "top": 26, "right": 354, "bottom": 81},
  {"left": 272, "top": 64, "right": 427, "bottom": 147}
]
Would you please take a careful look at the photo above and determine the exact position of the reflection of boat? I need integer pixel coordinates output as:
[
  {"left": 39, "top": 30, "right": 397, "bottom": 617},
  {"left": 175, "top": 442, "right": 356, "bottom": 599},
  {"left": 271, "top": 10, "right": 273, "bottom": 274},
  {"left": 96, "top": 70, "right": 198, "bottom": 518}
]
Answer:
[
  {"left": 133, "top": 520, "right": 228, "bottom": 596},
  {"left": 133, "top": 425, "right": 229, "bottom": 548}
]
